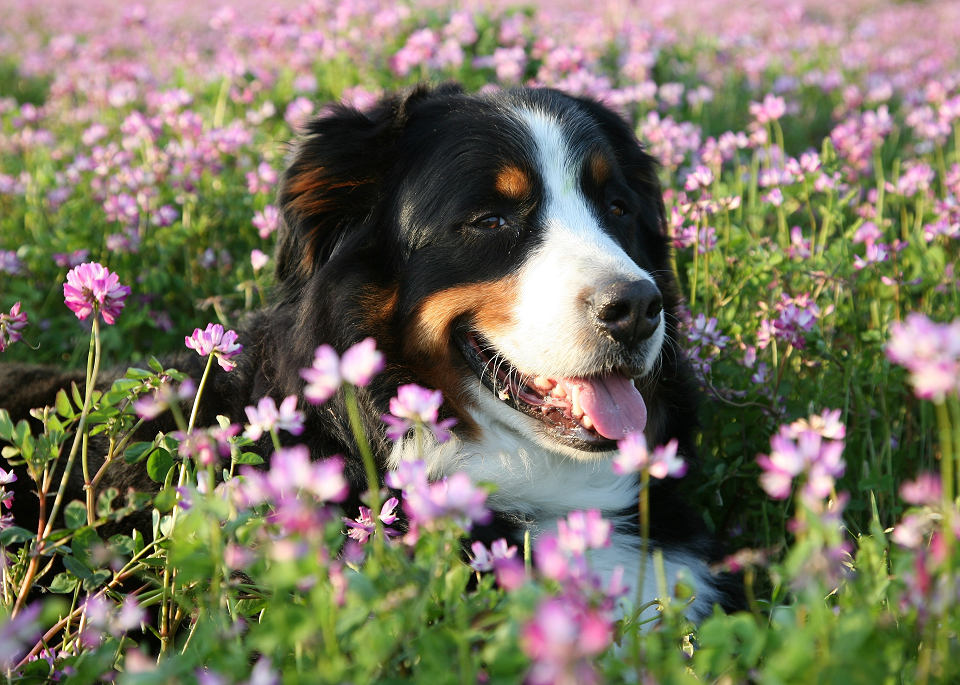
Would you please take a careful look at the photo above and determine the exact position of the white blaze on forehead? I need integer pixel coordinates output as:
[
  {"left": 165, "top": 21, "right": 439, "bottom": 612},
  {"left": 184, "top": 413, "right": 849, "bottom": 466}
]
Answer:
[{"left": 485, "top": 106, "right": 662, "bottom": 377}]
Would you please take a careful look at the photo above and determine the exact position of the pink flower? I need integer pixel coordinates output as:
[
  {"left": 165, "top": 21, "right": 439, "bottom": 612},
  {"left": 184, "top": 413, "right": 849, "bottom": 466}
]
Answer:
[
  {"left": 185, "top": 323, "right": 243, "bottom": 372},
  {"left": 757, "top": 410, "right": 846, "bottom": 503},
  {"left": 301, "top": 338, "right": 385, "bottom": 404},
  {"left": 243, "top": 396, "right": 305, "bottom": 441},
  {"left": 613, "top": 434, "right": 686, "bottom": 479},
  {"left": 749, "top": 93, "right": 787, "bottom": 124},
  {"left": 252, "top": 205, "right": 280, "bottom": 239},
  {"left": 522, "top": 597, "right": 612, "bottom": 685},
  {"left": 886, "top": 313, "right": 960, "bottom": 402},
  {"left": 343, "top": 497, "right": 400, "bottom": 543},
  {"left": 133, "top": 378, "right": 196, "bottom": 420},
  {"left": 900, "top": 473, "right": 942, "bottom": 506},
  {"left": 386, "top": 461, "right": 490, "bottom": 532},
  {"left": 0, "top": 302, "right": 28, "bottom": 352},
  {"left": 301, "top": 344, "right": 342, "bottom": 404},
  {"left": 63, "top": 262, "right": 130, "bottom": 325},
  {"left": 382, "top": 383, "right": 458, "bottom": 443},
  {"left": 340, "top": 337, "right": 385, "bottom": 386},
  {"left": 250, "top": 249, "right": 269, "bottom": 271},
  {"left": 557, "top": 510, "right": 611, "bottom": 554}
]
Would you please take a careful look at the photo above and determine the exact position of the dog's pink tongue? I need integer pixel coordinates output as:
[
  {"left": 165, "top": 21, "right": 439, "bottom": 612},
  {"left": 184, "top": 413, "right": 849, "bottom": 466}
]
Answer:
[{"left": 569, "top": 374, "right": 647, "bottom": 440}]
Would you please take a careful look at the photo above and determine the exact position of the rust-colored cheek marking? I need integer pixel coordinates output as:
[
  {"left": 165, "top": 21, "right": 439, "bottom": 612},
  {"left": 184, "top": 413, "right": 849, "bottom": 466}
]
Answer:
[
  {"left": 409, "top": 277, "right": 519, "bottom": 356},
  {"left": 588, "top": 151, "right": 612, "bottom": 186},
  {"left": 495, "top": 165, "right": 531, "bottom": 200},
  {"left": 403, "top": 278, "right": 520, "bottom": 438},
  {"left": 358, "top": 284, "right": 400, "bottom": 334}
]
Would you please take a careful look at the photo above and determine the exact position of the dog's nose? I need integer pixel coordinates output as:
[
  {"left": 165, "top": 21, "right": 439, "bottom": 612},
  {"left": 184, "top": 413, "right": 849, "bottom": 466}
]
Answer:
[{"left": 591, "top": 279, "right": 663, "bottom": 346}]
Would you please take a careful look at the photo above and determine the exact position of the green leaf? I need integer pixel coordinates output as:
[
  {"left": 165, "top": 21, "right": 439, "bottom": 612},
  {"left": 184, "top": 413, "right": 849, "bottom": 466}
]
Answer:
[
  {"left": 64, "top": 499, "right": 87, "bottom": 530},
  {"left": 71, "top": 381, "right": 83, "bottom": 410},
  {"left": 124, "top": 441, "right": 155, "bottom": 464},
  {"left": 71, "top": 526, "right": 100, "bottom": 566},
  {"left": 234, "top": 451, "right": 264, "bottom": 465},
  {"left": 132, "top": 529, "right": 145, "bottom": 555},
  {"left": 0, "top": 525, "right": 35, "bottom": 545},
  {"left": 83, "top": 569, "right": 111, "bottom": 591},
  {"left": 125, "top": 367, "right": 156, "bottom": 379},
  {"left": 0, "top": 409, "right": 13, "bottom": 440},
  {"left": 108, "top": 533, "right": 135, "bottom": 557},
  {"left": 48, "top": 571, "right": 79, "bottom": 594},
  {"left": 146, "top": 448, "right": 175, "bottom": 483},
  {"left": 96, "top": 488, "right": 119, "bottom": 518},
  {"left": 55, "top": 389, "right": 75, "bottom": 418},
  {"left": 154, "top": 487, "right": 178, "bottom": 513},
  {"left": 63, "top": 554, "right": 93, "bottom": 580}
]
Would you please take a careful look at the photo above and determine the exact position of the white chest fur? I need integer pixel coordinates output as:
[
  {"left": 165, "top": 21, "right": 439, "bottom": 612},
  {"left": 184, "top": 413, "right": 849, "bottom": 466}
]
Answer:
[{"left": 386, "top": 411, "right": 721, "bottom": 622}]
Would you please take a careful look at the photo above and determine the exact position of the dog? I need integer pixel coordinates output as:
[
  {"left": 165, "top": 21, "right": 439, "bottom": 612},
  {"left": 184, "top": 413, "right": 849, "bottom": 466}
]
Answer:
[{"left": 2, "top": 83, "right": 733, "bottom": 621}]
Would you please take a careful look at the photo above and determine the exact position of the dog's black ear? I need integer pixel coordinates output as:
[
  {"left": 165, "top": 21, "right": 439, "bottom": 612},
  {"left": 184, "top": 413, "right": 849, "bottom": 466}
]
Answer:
[{"left": 275, "top": 83, "right": 464, "bottom": 283}]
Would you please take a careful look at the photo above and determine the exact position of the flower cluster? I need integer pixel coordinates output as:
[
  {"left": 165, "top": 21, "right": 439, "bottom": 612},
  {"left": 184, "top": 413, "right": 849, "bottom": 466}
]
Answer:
[
  {"left": 385, "top": 460, "right": 490, "bottom": 532},
  {"left": 300, "top": 338, "right": 385, "bottom": 404},
  {"left": 886, "top": 312, "right": 960, "bottom": 402},
  {"left": 63, "top": 262, "right": 130, "bottom": 325},
  {"left": 382, "top": 383, "right": 457, "bottom": 444},
  {"left": 0, "top": 301, "right": 27, "bottom": 352},
  {"left": 243, "top": 396, "right": 305, "bottom": 441},
  {"left": 185, "top": 323, "right": 243, "bottom": 371},
  {"left": 757, "top": 409, "right": 846, "bottom": 505},
  {"left": 468, "top": 538, "right": 525, "bottom": 589},
  {"left": 523, "top": 510, "right": 625, "bottom": 685},
  {"left": 757, "top": 293, "right": 822, "bottom": 350},
  {"left": 79, "top": 595, "right": 146, "bottom": 646},
  {"left": 344, "top": 498, "right": 400, "bottom": 544},
  {"left": 0, "top": 466, "right": 16, "bottom": 530},
  {"left": 613, "top": 433, "right": 687, "bottom": 479},
  {"left": 236, "top": 446, "right": 349, "bottom": 537}
]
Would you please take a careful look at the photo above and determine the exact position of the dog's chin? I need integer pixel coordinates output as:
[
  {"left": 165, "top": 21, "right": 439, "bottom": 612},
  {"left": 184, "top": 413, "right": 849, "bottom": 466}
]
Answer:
[{"left": 455, "top": 329, "right": 651, "bottom": 455}]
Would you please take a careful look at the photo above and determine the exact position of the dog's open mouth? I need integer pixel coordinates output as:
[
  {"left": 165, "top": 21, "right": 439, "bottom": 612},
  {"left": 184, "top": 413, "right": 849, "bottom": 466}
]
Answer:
[{"left": 458, "top": 331, "right": 647, "bottom": 450}]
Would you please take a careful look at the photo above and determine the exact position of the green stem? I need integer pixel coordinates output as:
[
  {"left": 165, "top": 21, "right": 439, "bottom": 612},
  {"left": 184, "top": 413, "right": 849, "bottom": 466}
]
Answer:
[
  {"left": 344, "top": 384, "right": 383, "bottom": 554},
  {"left": 83, "top": 318, "right": 102, "bottom": 526},
  {"left": 187, "top": 353, "right": 215, "bottom": 434}
]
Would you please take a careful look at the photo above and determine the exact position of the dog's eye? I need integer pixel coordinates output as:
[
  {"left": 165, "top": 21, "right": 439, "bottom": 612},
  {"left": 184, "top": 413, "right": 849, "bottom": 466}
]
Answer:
[
  {"left": 609, "top": 201, "right": 627, "bottom": 217},
  {"left": 474, "top": 215, "right": 508, "bottom": 230}
]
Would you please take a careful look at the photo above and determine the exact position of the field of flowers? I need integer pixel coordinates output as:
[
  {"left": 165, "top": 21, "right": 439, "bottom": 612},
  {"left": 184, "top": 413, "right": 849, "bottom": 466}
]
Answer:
[{"left": 1, "top": 0, "right": 959, "bottom": 681}]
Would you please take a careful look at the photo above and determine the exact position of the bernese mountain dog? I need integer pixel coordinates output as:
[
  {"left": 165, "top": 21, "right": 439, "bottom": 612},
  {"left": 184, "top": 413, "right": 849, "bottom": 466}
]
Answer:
[{"left": 2, "top": 83, "right": 732, "bottom": 621}]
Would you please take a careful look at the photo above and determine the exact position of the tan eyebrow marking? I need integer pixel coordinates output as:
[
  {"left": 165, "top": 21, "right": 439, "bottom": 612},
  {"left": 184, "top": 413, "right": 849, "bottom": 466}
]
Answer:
[
  {"left": 588, "top": 151, "right": 612, "bottom": 185},
  {"left": 495, "top": 165, "right": 532, "bottom": 200}
]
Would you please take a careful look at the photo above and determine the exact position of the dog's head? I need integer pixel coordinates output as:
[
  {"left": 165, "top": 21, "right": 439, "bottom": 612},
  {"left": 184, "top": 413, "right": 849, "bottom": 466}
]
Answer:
[{"left": 276, "top": 84, "right": 684, "bottom": 457}]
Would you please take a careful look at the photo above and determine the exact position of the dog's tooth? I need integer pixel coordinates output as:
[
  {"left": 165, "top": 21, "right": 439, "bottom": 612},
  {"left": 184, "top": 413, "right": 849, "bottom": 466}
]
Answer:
[
  {"left": 581, "top": 414, "right": 594, "bottom": 430},
  {"left": 570, "top": 385, "right": 582, "bottom": 417},
  {"left": 532, "top": 375, "right": 554, "bottom": 391},
  {"left": 498, "top": 389, "right": 510, "bottom": 401}
]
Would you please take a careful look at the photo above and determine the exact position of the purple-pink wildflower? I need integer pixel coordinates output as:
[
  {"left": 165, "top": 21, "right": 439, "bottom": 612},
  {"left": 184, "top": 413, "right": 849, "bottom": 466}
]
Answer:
[
  {"left": 252, "top": 205, "right": 280, "bottom": 239},
  {"left": 63, "top": 262, "right": 130, "bottom": 325},
  {"left": 0, "top": 302, "right": 28, "bottom": 352},
  {"left": 340, "top": 337, "right": 385, "bottom": 386},
  {"left": 385, "top": 460, "right": 490, "bottom": 531},
  {"left": 343, "top": 497, "right": 400, "bottom": 543},
  {"left": 886, "top": 312, "right": 960, "bottom": 402},
  {"left": 185, "top": 323, "right": 243, "bottom": 372},
  {"left": 613, "top": 433, "right": 687, "bottom": 479},
  {"left": 900, "top": 473, "right": 943, "bottom": 506},
  {"left": 243, "top": 395, "right": 305, "bottom": 441},
  {"left": 301, "top": 338, "right": 384, "bottom": 404},
  {"left": 757, "top": 409, "right": 846, "bottom": 503},
  {"left": 382, "top": 383, "right": 457, "bottom": 443},
  {"left": 522, "top": 596, "right": 613, "bottom": 685}
]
